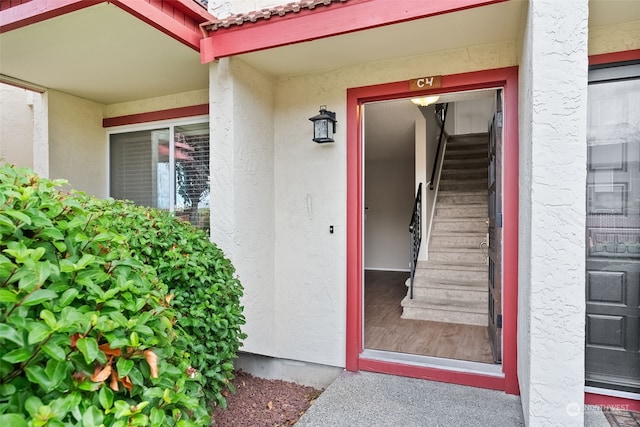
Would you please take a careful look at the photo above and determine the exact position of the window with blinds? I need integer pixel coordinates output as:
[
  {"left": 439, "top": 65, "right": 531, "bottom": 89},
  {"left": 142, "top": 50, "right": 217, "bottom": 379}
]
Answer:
[{"left": 109, "top": 121, "right": 210, "bottom": 231}]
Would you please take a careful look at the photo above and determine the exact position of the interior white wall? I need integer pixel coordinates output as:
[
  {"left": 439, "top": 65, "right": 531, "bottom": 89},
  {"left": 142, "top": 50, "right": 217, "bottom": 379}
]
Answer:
[
  {"left": 209, "top": 57, "right": 277, "bottom": 357},
  {"left": 422, "top": 105, "right": 439, "bottom": 260},
  {"left": 48, "top": 90, "right": 106, "bottom": 197},
  {"left": 453, "top": 97, "right": 495, "bottom": 135},
  {"left": 364, "top": 158, "right": 414, "bottom": 270},
  {"left": 0, "top": 83, "right": 34, "bottom": 168},
  {"left": 518, "top": 0, "right": 588, "bottom": 425}
]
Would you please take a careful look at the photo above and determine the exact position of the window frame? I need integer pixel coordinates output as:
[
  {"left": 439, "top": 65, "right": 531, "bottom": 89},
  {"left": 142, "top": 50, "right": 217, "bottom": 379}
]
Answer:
[{"left": 105, "top": 114, "right": 210, "bottom": 217}]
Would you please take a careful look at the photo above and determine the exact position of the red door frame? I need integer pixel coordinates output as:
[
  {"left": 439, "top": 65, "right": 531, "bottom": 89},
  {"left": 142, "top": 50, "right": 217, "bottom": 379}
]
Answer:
[{"left": 346, "top": 66, "right": 520, "bottom": 395}]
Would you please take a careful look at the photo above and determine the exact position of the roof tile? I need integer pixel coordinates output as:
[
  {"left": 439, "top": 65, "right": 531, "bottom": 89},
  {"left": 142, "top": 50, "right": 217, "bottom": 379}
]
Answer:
[{"left": 202, "top": 0, "right": 349, "bottom": 31}]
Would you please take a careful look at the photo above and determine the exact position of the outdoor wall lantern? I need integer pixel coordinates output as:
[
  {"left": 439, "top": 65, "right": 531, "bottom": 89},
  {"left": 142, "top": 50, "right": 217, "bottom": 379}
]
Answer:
[{"left": 309, "top": 105, "right": 337, "bottom": 143}]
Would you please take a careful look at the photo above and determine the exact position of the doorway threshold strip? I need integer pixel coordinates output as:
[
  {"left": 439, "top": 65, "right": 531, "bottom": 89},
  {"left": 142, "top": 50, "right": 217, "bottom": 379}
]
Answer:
[{"left": 361, "top": 349, "right": 504, "bottom": 377}]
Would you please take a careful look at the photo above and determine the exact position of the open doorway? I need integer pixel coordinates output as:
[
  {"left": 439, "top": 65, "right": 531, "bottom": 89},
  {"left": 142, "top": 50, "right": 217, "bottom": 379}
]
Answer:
[{"left": 362, "top": 88, "right": 501, "bottom": 367}]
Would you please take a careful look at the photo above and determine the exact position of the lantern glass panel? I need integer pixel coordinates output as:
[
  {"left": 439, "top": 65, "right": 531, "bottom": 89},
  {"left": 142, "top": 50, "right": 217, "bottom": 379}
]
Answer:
[{"left": 315, "top": 119, "right": 329, "bottom": 139}]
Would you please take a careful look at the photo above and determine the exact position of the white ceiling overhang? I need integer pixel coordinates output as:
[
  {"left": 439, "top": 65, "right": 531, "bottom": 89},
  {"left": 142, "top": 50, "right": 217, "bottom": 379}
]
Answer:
[
  {"left": 210, "top": 0, "right": 639, "bottom": 78},
  {"left": 0, "top": 2, "right": 210, "bottom": 105}
]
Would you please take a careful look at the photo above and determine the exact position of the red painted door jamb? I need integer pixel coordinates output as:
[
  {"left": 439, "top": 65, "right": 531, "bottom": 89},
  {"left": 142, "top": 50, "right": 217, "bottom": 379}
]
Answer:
[{"left": 346, "top": 66, "right": 520, "bottom": 395}]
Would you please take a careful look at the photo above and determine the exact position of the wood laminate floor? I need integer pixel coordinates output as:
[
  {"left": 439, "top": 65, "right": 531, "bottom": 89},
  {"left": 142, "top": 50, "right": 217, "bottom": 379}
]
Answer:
[{"left": 364, "top": 270, "right": 494, "bottom": 364}]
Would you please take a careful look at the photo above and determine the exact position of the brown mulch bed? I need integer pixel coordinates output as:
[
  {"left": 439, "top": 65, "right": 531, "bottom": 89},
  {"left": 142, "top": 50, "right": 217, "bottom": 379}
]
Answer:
[{"left": 211, "top": 371, "right": 323, "bottom": 427}]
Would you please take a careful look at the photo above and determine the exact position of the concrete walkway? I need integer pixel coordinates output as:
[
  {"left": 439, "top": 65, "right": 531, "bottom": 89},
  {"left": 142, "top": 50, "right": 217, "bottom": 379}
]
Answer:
[{"left": 296, "top": 371, "right": 610, "bottom": 427}]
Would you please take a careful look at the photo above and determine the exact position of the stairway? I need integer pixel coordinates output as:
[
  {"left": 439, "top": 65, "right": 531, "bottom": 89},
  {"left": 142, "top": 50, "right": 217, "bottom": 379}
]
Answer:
[{"left": 401, "top": 133, "right": 489, "bottom": 327}]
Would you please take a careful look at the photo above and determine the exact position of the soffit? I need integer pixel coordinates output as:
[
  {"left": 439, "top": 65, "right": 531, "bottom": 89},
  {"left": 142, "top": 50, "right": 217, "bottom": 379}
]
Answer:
[
  {"left": 230, "top": 0, "right": 639, "bottom": 77},
  {"left": 0, "top": 3, "right": 209, "bottom": 105},
  {"left": 233, "top": 0, "right": 526, "bottom": 77}
]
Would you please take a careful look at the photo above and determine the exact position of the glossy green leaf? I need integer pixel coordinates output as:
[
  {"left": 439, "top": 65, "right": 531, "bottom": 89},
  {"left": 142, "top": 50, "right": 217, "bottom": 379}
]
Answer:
[
  {"left": 76, "top": 337, "right": 99, "bottom": 364},
  {"left": 0, "top": 324, "right": 23, "bottom": 346},
  {"left": 116, "top": 357, "right": 134, "bottom": 378},
  {"left": 0, "top": 414, "right": 27, "bottom": 427},
  {"left": 0, "top": 384, "right": 16, "bottom": 396},
  {"left": 42, "top": 341, "right": 66, "bottom": 361},
  {"left": 3, "top": 210, "right": 31, "bottom": 226},
  {"left": 98, "top": 386, "right": 114, "bottom": 410},
  {"left": 82, "top": 406, "right": 104, "bottom": 427},
  {"left": 22, "top": 289, "right": 57, "bottom": 307},
  {"left": 24, "top": 396, "right": 43, "bottom": 417},
  {"left": 2, "top": 348, "right": 32, "bottom": 364},
  {"left": 58, "top": 288, "right": 79, "bottom": 308},
  {"left": 149, "top": 407, "right": 165, "bottom": 427},
  {"left": 28, "top": 323, "right": 50, "bottom": 345},
  {"left": 40, "top": 310, "right": 57, "bottom": 329},
  {"left": 0, "top": 289, "right": 17, "bottom": 303}
]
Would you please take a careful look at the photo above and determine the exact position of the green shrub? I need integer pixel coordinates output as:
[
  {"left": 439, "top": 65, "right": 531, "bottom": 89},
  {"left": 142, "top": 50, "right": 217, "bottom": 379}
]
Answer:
[
  {"left": 85, "top": 199, "right": 247, "bottom": 409},
  {"left": 0, "top": 165, "right": 209, "bottom": 426}
]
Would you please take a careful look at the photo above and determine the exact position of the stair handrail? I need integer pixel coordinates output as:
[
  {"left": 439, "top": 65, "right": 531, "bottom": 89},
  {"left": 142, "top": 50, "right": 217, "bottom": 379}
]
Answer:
[
  {"left": 409, "top": 182, "right": 423, "bottom": 299},
  {"left": 429, "top": 103, "right": 449, "bottom": 191}
]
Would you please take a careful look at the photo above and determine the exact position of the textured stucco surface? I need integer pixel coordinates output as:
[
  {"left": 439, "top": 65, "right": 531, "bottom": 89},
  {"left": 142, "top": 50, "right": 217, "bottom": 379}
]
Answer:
[
  {"left": 589, "top": 20, "right": 640, "bottom": 56},
  {"left": 210, "top": 41, "right": 518, "bottom": 368},
  {"left": 0, "top": 84, "right": 34, "bottom": 168},
  {"left": 48, "top": 90, "right": 107, "bottom": 197},
  {"left": 209, "top": 57, "right": 277, "bottom": 357},
  {"left": 104, "top": 89, "right": 208, "bottom": 118},
  {"left": 518, "top": 0, "right": 588, "bottom": 425}
]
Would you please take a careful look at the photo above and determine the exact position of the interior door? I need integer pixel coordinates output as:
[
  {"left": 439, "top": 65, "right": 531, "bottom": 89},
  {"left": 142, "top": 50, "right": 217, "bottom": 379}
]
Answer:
[
  {"left": 585, "top": 63, "right": 640, "bottom": 393},
  {"left": 488, "top": 90, "right": 503, "bottom": 363}
]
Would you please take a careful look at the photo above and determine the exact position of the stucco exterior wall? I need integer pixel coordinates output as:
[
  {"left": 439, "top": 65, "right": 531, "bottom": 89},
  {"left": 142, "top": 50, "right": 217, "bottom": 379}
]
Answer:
[
  {"left": 48, "top": 90, "right": 107, "bottom": 197},
  {"left": 589, "top": 20, "right": 640, "bottom": 56},
  {"left": 232, "top": 40, "right": 519, "bottom": 368},
  {"left": 518, "top": 0, "right": 588, "bottom": 425},
  {"left": 104, "top": 89, "right": 208, "bottom": 118},
  {"left": 0, "top": 83, "right": 34, "bottom": 168},
  {"left": 209, "top": 57, "right": 277, "bottom": 357}
]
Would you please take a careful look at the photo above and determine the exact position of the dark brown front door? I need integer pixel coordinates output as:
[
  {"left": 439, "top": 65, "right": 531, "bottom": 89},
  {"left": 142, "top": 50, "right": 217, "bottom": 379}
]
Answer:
[
  {"left": 488, "top": 90, "right": 503, "bottom": 363},
  {"left": 585, "top": 62, "right": 640, "bottom": 393}
]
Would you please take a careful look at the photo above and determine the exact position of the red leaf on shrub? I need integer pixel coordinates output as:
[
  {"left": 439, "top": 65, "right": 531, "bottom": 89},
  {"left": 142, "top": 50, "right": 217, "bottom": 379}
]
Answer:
[
  {"left": 109, "top": 368, "right": 119, "bottom": 391},
  {"left": 72, "top": 372, "right": 86, "bottom": 382},
  {"left": 91, "top": 363, "right": 112, "bottom": 383},
  {"left": 99, "top": 343, "right": 122, "bottom": 357},
  {"left": 144, "top": 350, "right": 159, "bottom": 378},
  {"left": 121, "top": 375, "right": 133, "bottom": 391},
  {"left": 70, "top": 333, "right": 82, "bottom": 348}
]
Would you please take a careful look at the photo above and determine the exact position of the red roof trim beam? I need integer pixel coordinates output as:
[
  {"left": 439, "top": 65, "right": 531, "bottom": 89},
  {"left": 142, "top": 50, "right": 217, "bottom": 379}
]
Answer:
[{"left": 199, "top": 0, "right": 508, "bottom": 63}]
